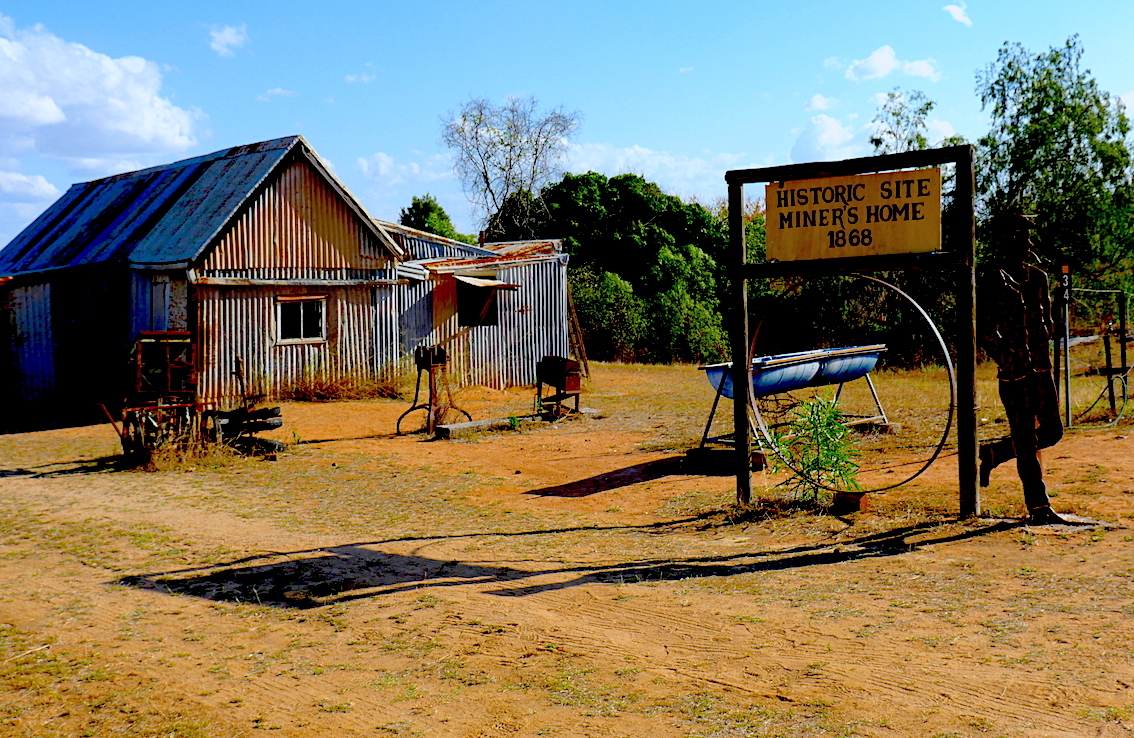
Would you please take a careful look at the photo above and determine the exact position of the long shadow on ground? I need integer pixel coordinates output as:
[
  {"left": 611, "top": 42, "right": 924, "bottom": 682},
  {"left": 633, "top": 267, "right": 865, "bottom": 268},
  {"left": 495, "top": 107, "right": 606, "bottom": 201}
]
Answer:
[
  {"left": 114, "top": 518, "right": 1019, "bottom": 609},
  {"left": 524, "top": 457, "right": 687, "bottom": 497},
  {"left": 0, "top": 456, "right": 122, "bottom": 479}
]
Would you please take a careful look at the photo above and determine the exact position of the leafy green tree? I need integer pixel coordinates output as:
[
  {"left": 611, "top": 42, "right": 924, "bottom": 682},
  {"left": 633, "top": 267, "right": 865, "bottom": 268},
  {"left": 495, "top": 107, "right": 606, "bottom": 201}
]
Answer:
[
  {"left": 567, "top": 268, "right": 647, "bottom": 362},
  {"left": 498, "top": 171, "right": 730, "bottom": 363},
  {"left": 976, "top": 35, "right": 1134, "bottom": 282},
  {"left": 398, "top": 194, "right": 475, "bottom": 244},
  {"left": 484, "top": 188, "right": 537, "bottom": 242},
  {"left": 543, "top": 172, "right": 729, "bottom": 288},
  {"left": 870, "top": 88, "right": 935, "bottom": 154},
  {"left": 544, "top": 172, "right": 729, "bottom": 362},
  {"left": 871, "top": 87, "right": 969, "bottom": 154}
]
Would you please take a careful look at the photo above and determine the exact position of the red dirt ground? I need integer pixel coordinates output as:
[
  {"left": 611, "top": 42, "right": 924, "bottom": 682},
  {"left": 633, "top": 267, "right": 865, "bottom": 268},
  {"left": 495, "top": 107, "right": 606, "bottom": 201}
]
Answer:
[{"left": 1, "top": 363, "right": 1132, "bottom": 737}]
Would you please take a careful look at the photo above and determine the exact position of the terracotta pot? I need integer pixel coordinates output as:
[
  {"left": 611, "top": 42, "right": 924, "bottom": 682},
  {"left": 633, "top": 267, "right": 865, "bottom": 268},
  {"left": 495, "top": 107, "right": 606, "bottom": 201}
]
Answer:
[{"left": 831, "top": 491, "right": 868, "bottom": 515}]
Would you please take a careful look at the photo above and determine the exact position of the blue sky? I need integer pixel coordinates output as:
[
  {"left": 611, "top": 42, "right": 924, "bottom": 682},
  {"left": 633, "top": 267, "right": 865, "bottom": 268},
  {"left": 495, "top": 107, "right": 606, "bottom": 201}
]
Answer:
[{"left": 1, "top": 0, "right": 1133, "bottom": 243}]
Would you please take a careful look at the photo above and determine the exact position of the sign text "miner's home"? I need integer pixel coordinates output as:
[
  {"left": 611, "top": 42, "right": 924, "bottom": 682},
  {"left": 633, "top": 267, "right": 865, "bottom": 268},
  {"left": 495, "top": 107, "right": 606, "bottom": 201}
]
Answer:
[{"left": 765, "top": 168, "right": 941, "bottom": 261}]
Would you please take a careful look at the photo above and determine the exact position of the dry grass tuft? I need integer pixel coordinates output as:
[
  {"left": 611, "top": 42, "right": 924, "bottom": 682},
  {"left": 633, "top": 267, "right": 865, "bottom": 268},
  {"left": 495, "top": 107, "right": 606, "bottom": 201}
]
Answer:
[
  {"left": 0, "top": 622, "right": 233, "bottom": 737},
  {"left": 131, "top": 441, "right": 243, "bottom": 473},
  {"left": 722, "top": 496, "right": 829, "bottom": 524},
  {"left": 280, "top": 375, "right": 402, "bottom": 403}
]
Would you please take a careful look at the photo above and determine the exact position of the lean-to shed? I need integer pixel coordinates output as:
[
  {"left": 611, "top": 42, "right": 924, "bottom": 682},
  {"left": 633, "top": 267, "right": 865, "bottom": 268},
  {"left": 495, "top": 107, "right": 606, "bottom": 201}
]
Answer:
[
  {"left": 0, "top": 136, "right": 571, "bottom": 431},
  {"left": 386, "top": 226, "right": 570, "bottom": 387}
]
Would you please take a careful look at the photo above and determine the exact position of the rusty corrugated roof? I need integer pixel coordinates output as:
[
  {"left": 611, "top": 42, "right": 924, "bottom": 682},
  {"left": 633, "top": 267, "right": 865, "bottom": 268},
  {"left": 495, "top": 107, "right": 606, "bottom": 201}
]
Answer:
[
  {"left": 396, "top": 239, "right": 566, "bottom": 281},
  {"left": 425, "top": 240, "right": 564, "bottom": 273},
  {"left": 399, "top": 241, "right": 567, "bottom": 278}
]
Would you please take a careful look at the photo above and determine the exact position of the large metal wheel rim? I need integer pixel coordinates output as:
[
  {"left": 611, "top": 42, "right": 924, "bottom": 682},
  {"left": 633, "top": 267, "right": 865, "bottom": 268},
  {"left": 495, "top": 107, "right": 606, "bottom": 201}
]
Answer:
[{"left": 748, "top": 274, "right": 956, "bottom": 494}]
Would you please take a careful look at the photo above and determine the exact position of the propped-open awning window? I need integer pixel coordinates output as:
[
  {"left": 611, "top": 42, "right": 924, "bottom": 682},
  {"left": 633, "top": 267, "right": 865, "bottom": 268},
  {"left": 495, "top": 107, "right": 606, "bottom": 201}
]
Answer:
[{"left": 453, "top": 274, "right": 520, "bottom": 290}]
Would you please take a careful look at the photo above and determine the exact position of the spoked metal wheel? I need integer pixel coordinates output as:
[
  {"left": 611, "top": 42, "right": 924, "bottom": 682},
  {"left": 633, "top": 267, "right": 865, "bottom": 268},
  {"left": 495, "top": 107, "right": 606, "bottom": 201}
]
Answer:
[{"left": 749, "top": 274, "right": 956, "bottom": 494}]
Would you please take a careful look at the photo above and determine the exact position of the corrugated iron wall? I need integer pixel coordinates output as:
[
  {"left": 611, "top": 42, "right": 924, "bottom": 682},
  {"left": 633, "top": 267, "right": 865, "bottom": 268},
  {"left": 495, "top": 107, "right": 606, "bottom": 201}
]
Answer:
[
  {"left": 372, "top": 285, "right": 399, "bottom": 376},
  {"left": 196, "top": 284, "right": 379, "bottom": 407},
  {"left": 399, "top": 233, "right": 485, "bottom": 261},
  {"left": 190, "top": 156, "right": 404, "bottom": 407},
  {"left": 131, "top": 271, "right": 190, "bottom": 337},
  {"left": 2, "top": 281, "right": 54, "bottom": 405},
  {"left": 397, "top": 258, "right": 568, "bottom": 389},
  {"left": 200, "top": 158, "right": 389, "bottom": 279},
  {"left": 398, "top": 279, "right": 434, "bottom": 357}
]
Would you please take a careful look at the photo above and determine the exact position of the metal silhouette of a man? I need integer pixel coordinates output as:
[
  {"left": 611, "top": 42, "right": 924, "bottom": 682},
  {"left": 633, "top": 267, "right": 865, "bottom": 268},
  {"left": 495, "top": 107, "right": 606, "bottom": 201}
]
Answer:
[{"left": 977, "top": 213, "right": 1069, "bottom": 525}]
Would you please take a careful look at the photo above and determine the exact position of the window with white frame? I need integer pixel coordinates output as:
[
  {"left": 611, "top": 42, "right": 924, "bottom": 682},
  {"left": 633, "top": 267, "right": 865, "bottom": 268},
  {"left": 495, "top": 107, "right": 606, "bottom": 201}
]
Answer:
[{"left": 277, "top": 296, "right": 326, "bottom": 342}]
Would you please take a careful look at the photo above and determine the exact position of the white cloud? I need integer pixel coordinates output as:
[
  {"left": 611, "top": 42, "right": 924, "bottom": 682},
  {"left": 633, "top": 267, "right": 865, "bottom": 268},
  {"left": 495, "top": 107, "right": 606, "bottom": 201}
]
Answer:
[
  {"left": 823, "top": 57, "right": 841, "bottom": 69},
  {"left": 943, "top": 3, "right": 973, "bottom": 27},
  {"left": 565, "top": 142, "right": 758, "bottom": 201},
  {"left": 790, "top": 114, "right": 871, "bottom": 163},
  {"left": 845, "top": 45, "right": 941, "bottom": 83},
  {"left": 0, "top": 170, "right": 60, "bottom": 202},
  {"left": 903, "top": 59, "right": 942, "bottom": 82},
  {"left": 355, "top": 151, "right": 465, "bottom": 226},
  {"left": 0, "top": 14, "right": 201, "bottom": 175},
  {"left": 255, "top": 87, "right": 296, "bottom": 101},
  {"left": 805, "top": 94, "right": 836, "bottom": 111},
  {"left": 358, "top": 151, "right": 453, "bottom": 183},
  {"left": 846, "top": 46, "right": 900, "bottom": 81},
  {"left": 679, "top": 67, "right": 694, "bottom": 74},
  {"left": 345, "top": 73, "right": 376, "bottom": 84},
  {"left": 927, "top": 119, "right": 957, "bottom": 142},
  {"left": 209, "top": 25, "right": 247, "bottom": 56},
  {"left": 358, "top": 152, "right": 395, "bottom": 178},
  {"left": 1120, "top": 91, "right": 1134, "bottom": 111}
]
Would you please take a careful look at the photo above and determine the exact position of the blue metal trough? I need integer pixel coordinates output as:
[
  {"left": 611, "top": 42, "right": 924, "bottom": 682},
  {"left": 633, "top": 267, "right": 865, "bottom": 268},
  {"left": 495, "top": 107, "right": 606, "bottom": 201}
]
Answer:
[
  {"left": 700, "top": 344, "right": 886, "bottom": 400},
  {"left": 695, "top": 344, "right": 889, "bottom": 454}
]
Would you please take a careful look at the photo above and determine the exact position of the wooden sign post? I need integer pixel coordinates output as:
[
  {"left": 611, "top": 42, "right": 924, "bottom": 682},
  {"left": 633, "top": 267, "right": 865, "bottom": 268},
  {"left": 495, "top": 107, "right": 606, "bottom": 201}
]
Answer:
[{"left": 726, "top": 147, "right": 978, "bottom": 517}]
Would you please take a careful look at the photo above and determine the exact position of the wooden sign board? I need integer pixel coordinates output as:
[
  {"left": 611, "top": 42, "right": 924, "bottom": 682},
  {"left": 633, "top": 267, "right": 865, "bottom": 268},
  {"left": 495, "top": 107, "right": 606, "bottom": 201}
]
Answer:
[{"left": 765, "top": 168, "right": 941, "bottom": 261}]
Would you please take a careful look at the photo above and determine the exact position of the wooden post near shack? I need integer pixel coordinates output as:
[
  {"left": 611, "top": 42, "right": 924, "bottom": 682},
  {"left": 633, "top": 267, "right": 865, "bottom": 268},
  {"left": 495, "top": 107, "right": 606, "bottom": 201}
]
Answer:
[{"left": 726, "top": 145, "right": 979, "bottom": 517}]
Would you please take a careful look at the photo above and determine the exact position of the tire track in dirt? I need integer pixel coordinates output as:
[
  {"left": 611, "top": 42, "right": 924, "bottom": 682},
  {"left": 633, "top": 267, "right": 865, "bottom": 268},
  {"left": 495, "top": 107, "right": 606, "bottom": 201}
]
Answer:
[
  {"left": 246, "top": 679, "right": 403, "bottom": 734},
  {"left": 449, "top": 580, "right": 1109, "bottom": 736},
  {"left": 455, "top": 586, "right": 743, "bottom": 666},
  {"left": 726, "top": 632, "right": 1104, "bottom": 735},
  {"left": 1, "top": 518, "right": 1116, "bottom": 738},
  {"left": 809, "top": 659, "right": 1084, "bottom": 730},
  {"left": 0, "top": 552, "right": 390, "bottom": 735},
  {"left": 6, "top": 398, "right": 1134, "bottom": 738}
]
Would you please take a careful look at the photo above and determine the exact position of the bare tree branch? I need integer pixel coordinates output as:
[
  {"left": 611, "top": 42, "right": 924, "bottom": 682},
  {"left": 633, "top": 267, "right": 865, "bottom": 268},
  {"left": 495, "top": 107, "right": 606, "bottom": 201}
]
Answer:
[{"left": 441, "top": 95, "right": 581, "bottom": 235}]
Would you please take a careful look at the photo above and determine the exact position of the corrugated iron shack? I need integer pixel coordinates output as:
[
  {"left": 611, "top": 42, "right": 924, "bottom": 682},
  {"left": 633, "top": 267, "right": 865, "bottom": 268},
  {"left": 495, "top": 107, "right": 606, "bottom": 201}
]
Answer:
[
  {"left": 0, "top": 136, "right": 570, "bottom": 431},
  {"left": 387, "top": 227, "right": 570, "bottom": 387}
]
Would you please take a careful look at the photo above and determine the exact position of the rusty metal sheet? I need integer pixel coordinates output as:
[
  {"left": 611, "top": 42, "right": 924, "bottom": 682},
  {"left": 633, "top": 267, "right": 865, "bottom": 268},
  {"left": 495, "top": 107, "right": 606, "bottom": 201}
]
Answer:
[
  {"left": 200, "top": 158, "right": 391, "bottom": 276},
  {"left": 195, "top": 283, "right": 380, "bottom": 408},
  {"left": 396, "top": 257, "right": 569, "bottom": 389}
]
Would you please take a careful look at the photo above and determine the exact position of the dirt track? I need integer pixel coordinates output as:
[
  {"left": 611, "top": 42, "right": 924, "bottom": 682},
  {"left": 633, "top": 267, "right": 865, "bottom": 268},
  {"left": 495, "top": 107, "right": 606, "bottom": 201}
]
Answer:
[{"left": 1, "top": 364, "right": 1133, "bottom": 737}]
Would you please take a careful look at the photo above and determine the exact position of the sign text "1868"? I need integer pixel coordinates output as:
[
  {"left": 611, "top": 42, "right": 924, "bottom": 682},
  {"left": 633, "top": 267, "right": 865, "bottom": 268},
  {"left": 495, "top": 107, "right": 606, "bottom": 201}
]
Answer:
[{"left": 765, "top": 168, "right": 941, "bottom": 262}]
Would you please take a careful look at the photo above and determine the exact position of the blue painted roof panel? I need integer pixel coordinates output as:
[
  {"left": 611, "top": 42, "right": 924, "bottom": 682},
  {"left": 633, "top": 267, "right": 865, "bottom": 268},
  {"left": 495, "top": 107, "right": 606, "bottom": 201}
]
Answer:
[
  {"left": 130, "top": 150, "right": 284, "bottom": 265},
  {"left": 0, "top": 136, "right": 299, "bottom": 275}
]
